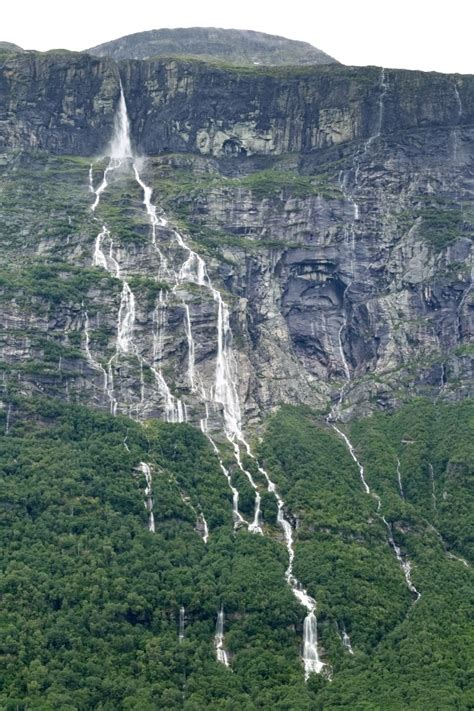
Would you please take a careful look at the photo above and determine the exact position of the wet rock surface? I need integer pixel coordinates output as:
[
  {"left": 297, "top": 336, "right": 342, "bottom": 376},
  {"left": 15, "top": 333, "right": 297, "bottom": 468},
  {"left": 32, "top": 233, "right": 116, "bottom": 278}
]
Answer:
[{"left": 0, "top": 53, "right": 472, "bottom": 424}]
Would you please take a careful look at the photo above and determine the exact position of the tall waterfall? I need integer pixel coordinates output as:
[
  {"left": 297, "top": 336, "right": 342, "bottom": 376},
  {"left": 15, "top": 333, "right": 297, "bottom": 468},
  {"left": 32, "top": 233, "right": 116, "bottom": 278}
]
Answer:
[
  {"left": 341, "top": 625, "right": 354, "bottom": 655},
  {"left": 179, "top": 606, "right": 185, "bottom": 643},
  {"left": 214, "top": 607, "right": 229, "bottom": 666},
  {"left": 396, "top": 458, "right": 405, "bottom": 500},
  {"left": 137, "top": 462, "right": 155, "bottom": 533},
  {"left": 88, "top": 87, "right": 184, "bottom": 423},
  {"left": 87, "top": 85, "right": 326, "bottom": 677}
]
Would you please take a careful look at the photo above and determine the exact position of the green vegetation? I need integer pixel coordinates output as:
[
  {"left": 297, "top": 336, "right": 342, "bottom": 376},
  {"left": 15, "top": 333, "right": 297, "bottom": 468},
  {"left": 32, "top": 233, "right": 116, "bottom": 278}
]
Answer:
[
  {"left": 0, "top": 397, "right": 471, "bottom": 709},
  {"left": 0, "top": 262, "right": 116, "bottom": 309},
  {"left": 397, "top": 196, "right": 466, "bottom": 250},
  {"left": 0, "top": 398, "right": 311, "bottom": 709},
  {"left": 257, "top": 401, "right": 473, "bottom": 709}
]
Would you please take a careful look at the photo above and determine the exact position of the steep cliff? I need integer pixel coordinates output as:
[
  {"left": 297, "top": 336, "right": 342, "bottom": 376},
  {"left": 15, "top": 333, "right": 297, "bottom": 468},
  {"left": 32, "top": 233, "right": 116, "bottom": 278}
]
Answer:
[
  {"left": 0, "top": 51, "right": 472, "bottom": 424},
  {"left": 0, "top": 45, "right": 473, "bottom": 709}
]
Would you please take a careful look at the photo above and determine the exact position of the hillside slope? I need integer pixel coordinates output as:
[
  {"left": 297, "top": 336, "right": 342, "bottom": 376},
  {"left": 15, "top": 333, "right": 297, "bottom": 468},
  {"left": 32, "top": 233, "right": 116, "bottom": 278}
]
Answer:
[{"left": 87, "top": 27, "right": 339, "bottom": 66}]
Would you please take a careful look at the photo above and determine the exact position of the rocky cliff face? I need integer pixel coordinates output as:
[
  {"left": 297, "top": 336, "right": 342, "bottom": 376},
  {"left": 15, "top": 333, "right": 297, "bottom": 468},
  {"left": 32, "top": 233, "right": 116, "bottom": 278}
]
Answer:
[{"left": 0, "top": 51, "right": 472, "bottom": 427}]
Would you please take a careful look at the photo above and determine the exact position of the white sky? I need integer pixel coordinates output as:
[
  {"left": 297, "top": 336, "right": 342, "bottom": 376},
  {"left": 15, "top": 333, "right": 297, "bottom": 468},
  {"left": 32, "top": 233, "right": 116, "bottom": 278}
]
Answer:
[{"left": 3, "top": 0, "right": 473, "bottom": 74}]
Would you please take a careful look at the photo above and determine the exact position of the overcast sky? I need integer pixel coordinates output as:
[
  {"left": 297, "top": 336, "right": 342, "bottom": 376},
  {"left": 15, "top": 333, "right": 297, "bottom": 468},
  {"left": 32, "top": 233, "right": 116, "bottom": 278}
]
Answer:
[{"left": 3, "top": 0, "right": 473, "bottom": 74}]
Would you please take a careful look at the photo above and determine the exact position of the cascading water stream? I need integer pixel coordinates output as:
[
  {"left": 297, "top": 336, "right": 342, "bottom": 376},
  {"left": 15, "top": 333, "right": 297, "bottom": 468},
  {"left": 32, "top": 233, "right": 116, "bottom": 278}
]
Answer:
[
  {"left": 117, "top": 282, "right": 136, "bottom": 355},
  {"left": 238, "top": 440, "right": 325, "bottom": 676},
  {"left": 4, "top": 403, "right": 11, "bottom": 435},
  {"left": 89, "top": 87, "right": 184, "bottom": 423},
  {"left": 396, "top": 457, "right": 405, "bottom": 500},
  {"left": 132, "top": 163, "right": 171, "bottom": 277},
  {"left": 341, "top": 625, "right": 354, "bottom": 655},
  {"left": 183, "top": 304, "right": 195, "bottom": 391},
  {"left": 142, "top": 202, "right": 264, "bottom": 531},
  {"left": 428, "top": 463, "right": 438, "bottom": 512},
  {"left": 88, "top": 85, "right": 326, "bottom": 677},
  {"left": 179, "top": 490, "right": 210, "bottom": 543},
  {"left": 332, "top": 424, "right": 420, "bottom": 601},
  {"left": 137, "top": 462, "right": 155, "bottom": 533},
  {"left": 201, "top": 422, "right": 247, "bottom": 529},
  {"left": 214, "top": 607, "right": 229, "bottom": 666},
  {"left": 179, "top": 606, "right": 185, "bottom": 643},
  {"left": 453, "top": 82, "right": 463, "bottom": 123},
  {"left": 329, "top": 67, "right": 420, "bottom": 605}
]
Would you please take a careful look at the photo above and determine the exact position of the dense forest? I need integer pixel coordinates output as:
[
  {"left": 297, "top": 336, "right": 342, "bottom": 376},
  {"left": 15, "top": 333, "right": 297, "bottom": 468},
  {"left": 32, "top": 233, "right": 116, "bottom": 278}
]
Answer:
[{"left": 1, "top": 396, "right": 472, "bottom": 709}]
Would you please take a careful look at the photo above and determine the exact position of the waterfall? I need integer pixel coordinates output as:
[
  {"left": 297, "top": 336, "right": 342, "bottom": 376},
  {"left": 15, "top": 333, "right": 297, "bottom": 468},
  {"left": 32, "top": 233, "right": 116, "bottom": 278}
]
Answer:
[
  {"left": 179, "top": 606, "right": 185, "bottom": 643},
  {"left": 92, "top": 226, "right": 121, "bottom": 277},
  {"left": 301, "top": 611, "right": 324, "bottom": 678},
  {"left": 117, "top": 282, "right": 136, "bottom": 355},
  {"left": 92, "top": 227, "right": 108, "bottom": 270},
  {"left": 183, "top": 304, "right": 195, "bottom": 391},
  {"left": 231, "top": 442, "right": 262, "bottom": 534},
  {"left": 332, "top": 425, "right": 420, "bottom": 601},
  {"left": 368, "top": 67, "right": 388, "bottom": 146},
  {"left": 428, "top": 463, "right": 438, "bottom": 512},
  {"left": 341, "top": 625, "right": 354, "bottom": 655},
  {"left": 453, "top": 82, "right": 463, "bottom": 123},
  {"left": 396, "top": 457, "right": 405, "bottom": 500},
  {"left": 88, "top": 86, "right": 327, "bottom": 677},
  {"left": 214, "top": 607, "right": 229, "bottom": 666},
  {"left": 235, "top": 441, "right": 326, "bottom": 676},
  {"left": 89, "top": 88, "right": 184, "bottom": 422},
  {"left": 383, "top": 517, "right": 420, "bottom": 600},
  {"left": 109, "top": 89, "right": 133, "bottom": 160},
  {"left": 337, "top": 292, "right": 351, "bottom": 382},
  {"left": 4, "top": 403, "right": 11, "bottom": 435},
  {"left": 179, "top": 490, "right": 210, "bottom": 543},
  {"left": 200, "top": 512, "right": 209, "bottom": 544},
  {"left": 133, "top": 164, "right": 170, "bottom": 276},
  {"left": 331, "top": 425, "right": 370, "bottom": 494},
  {"left": 137, "top": 462, "right": 155, "bottom": 532},
  {"left": 202, "top": 428, "right": 247, "bottom": 529}
]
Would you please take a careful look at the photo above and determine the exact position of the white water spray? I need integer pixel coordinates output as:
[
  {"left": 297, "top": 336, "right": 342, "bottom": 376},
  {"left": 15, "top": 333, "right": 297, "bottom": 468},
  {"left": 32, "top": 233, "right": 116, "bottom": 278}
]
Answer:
[
  {"left": 341, "top": 625, "right": 354, "bottom": 655},
  {"left": 214, "top": 607, "right": 229, "bottom": 666},
  {"left": 89, "top": 88, "right": 185, "bottom": 422},
  {"left": 202, "top": 427, "right": 247, "bottom": 528},
  {"left": 89, "top": 85, "right": 327, "bottom": 676},
  {"left": 179, "top": 606, "right": 185, "bottom": 642},
  {"left": 4, "top": 403, "right": 11, "bottom": 435},
  {"left": 110, "top": 89, "right": 133, "bottom": 160},
  {"left": 117, "top": 282, "right": 136, "bottom": 355},
  {"left": 183, "top": 304, "right": 196, "bottom": 391},
  {"left": 332, "top": 424, "right": 420, "bottom": 600},
  {"left": 137, "top": 462, "right": 155, "bottom": 533},
  {"left": 396, "top": 457, "right": 405, "bottom": 500}
]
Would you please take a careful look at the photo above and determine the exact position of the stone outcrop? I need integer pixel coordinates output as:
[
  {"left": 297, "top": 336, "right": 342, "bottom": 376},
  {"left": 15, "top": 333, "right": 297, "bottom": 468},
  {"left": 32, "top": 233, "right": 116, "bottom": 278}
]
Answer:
[
  {"left": 1, "top": 52, "right": 473, "bottom": 157},
  {"left": 0, "top": 51, "right": 472, "bottom": 424}
]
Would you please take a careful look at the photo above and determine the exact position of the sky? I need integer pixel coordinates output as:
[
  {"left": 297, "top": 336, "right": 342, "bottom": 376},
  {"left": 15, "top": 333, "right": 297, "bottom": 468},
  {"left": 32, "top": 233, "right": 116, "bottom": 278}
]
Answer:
[{"left": 3, "top": 0, "right": 473, "bottom": 74}]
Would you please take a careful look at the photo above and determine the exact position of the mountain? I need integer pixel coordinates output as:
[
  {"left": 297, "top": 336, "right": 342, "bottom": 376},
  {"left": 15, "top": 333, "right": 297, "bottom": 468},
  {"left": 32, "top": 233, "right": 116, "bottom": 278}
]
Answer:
[
  {"left": 0, "top": 40, "right": 472, "bottom": 710},
  {"left": 87, "top": 27, "right": 339, "bottom": 66},
  {"left": 0, "top": 41, "right": 24, "bottom": 52}
]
